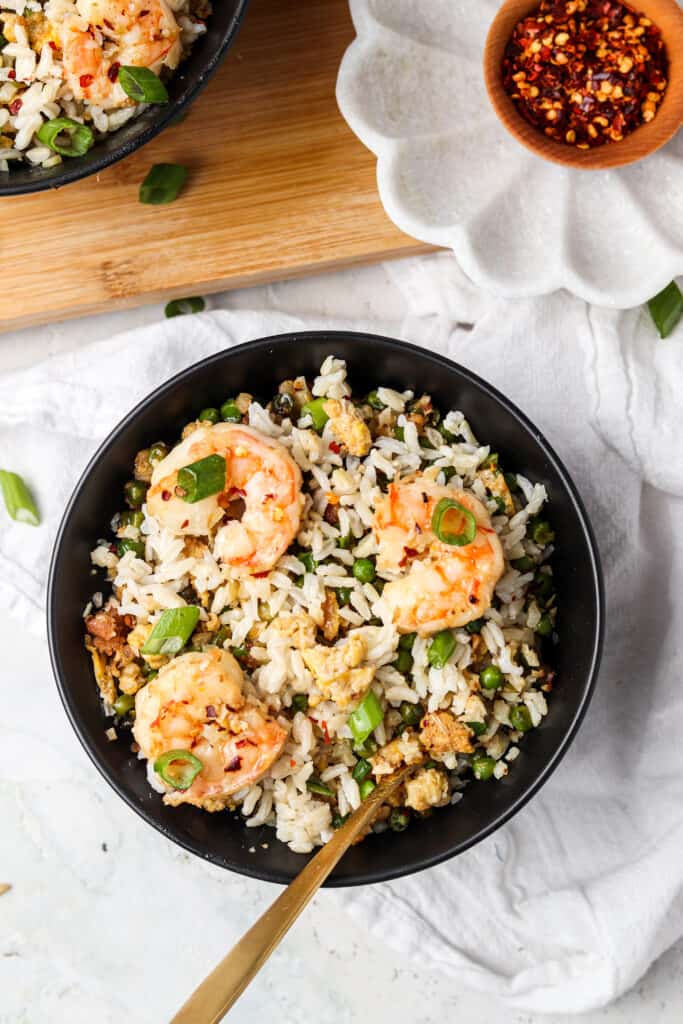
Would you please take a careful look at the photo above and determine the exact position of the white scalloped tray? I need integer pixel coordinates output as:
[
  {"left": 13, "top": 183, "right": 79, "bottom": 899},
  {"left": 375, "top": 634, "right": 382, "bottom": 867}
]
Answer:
[{"left": 336, "top": 0, "right": 683, "bottom": 308}]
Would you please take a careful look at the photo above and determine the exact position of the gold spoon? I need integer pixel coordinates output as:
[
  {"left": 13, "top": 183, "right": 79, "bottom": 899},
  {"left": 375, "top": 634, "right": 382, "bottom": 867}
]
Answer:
[{"left": 170, "top": 765, "right": 412, "bottom": 1024}]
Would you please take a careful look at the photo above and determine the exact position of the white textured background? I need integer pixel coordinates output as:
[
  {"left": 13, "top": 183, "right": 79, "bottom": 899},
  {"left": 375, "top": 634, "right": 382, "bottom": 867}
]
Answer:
[{"left": 2, "top": 260, "right": 682, "bottom": 1022}]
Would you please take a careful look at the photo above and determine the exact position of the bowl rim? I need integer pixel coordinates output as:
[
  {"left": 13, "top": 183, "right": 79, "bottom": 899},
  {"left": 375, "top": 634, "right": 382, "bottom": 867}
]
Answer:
[
  {"left": 47, "top": 330, "right": 605, "bottom": 887},
  {"left": 483, "top": 0, "right": 683, "bottom": 171},
  {"left": 0, "top": 0, "right": 249, "bottom": 197}
]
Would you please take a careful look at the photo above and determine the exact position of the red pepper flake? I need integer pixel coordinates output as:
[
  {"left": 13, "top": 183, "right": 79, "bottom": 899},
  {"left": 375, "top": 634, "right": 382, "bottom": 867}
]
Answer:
[
  {"left": 48, "top": 40, "right": 57, "bottom": 50},
  {"left": 321, "top": 720, "right": 331, "bottom": 745},
  {"left": 8, "top": 69, "right": 15, "bottom": 80},
  {"left": 107, "top": 61, "right": 120, "bottom": 83},
  {"left": 161, "top": 490, "right": 171, "bottom": 501},
  {"left": 206, "top": 704, "right": 217, "bottom": 718},
  {"left": 502, "top": 0, "right": 669, "bottom": 149},
  {"left": 236, "top": 738, "right": 256, "bottom": 748},
  {"left": 252, "top": 570, "right": 269, "bottom": 578},
  {"left": 79, "top": 73, "right": 94, "bottom": 89},
  {"left": 103, "top": 17, "right": 114, "bottom": 29},
  {"left": 329, "top": 441, "right": 341, "bottom": 454},
  {"left": 180, "top": 519, "right": 189, "bottom": 529},
  {"left": 224, "top": 756, "right": 242, "bottom": 772},
  {"left": 8, "top": 98, "right": 21, "bottom": 118},
  {"left": 290, "top": 758, "right": 297, "bottom": 768}
]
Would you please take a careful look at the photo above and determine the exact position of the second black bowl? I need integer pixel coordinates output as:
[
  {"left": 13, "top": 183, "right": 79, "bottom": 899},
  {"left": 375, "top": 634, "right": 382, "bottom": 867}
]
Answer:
[
  {"left": 47, "top": 331, "right": 604, "bottom": 886},
  {"left": 0, "top": 0, "right": 248, "bottom": 196}
]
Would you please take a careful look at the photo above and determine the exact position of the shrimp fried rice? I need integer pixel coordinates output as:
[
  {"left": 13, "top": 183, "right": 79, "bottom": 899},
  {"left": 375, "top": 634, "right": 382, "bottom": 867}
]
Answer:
[{"left": 85, "top": 356, "right": 558, "bottom": 854}]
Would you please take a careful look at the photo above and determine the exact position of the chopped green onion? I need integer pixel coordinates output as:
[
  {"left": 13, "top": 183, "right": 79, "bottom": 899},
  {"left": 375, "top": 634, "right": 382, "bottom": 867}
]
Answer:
[
  {"left": 301, "top": 398, "right": 329, "bottom": 433},
  {"left": 505, "top": 472, "right": 520, "bottom": 493},
  {"left": 177, "top": 453, "right": 226, "bottom": 504},
  {"left": 299, "top": 551, "right": 317, "bottom": 574},
  {"left": 366, "top": 390, "right": 385, "bottom": 411},
  {"left": 512, "top": 556, "right": 535, "bottom": 572},
  {"left": 389, "top": 809, "right": 410, "bottom": 832},
  {"left": 466, "top": 721, "right": 487, "bottom": 736},
  {"left": 352, "top": 758, "right": 372, "bottom": 783},
  {"left": 352, "top": 735, "right": 378, "bottom": 758},
  {"left": 139, "top": 163, "right": 187, "bottom": 205},
  {"left": 465, "top": 618, "right": 484, "bottom": 635},
  {"left": 0, "top": 470, "right": 40, "bottom": 526},
  {"left": 441, "top": 466, "right": 457, "bottom": 483},
  {"left": 398, "top": 632, "right": 416, "bottom": 651},
  {"left": 231, "top": 644, "right": 248, "bottom": 662},
  {"left": 332, "top": 813, "right": 349, "bottom": 829},
  {"left": 272, "top": 393, "right": 294, "bottom": 418},
  {"left": 399, "top": 701, "right": 423, "bottom": 726},
  {"left": 427, "top": 629, "right": 456, "bottom": 669},
  {"left": 359, "top": 778, "right": 377, "bottom": 800},
  {"left": 198, "top": 407, "right": 220, "bottom": 424},
  {"left": 510, "top": 705, "right": 533, "bottom": 732},
  {"left": 213, "top": 625, "right": 230, "bottom": 648},
  {"left": 165, "top": 296, "right": 205, "bottom": 319},
  {"left": 117, "top": 538, "right": 145, "bottom": 559},
  {"left": 113, "top": 693, "right": 135, "bottom": 717},
  {"left": 536, "top": 613, "right": 554, "bottom": 637},
  {"left": 338, "top": 533, "right": 354, "bottom": 549},
  {"left": 119, "top": 510, "right": 144, "bottom": 530},
  {"left": 648, "top": 281, "right": 683, "bottom": 339},
  {"left": 141, "top": 606, "right": 200, "bottom": 655},
  {"left": 220, "top": 399, "right": 242, "bottom": 423},
  {"left": 306, "top": 777, "right": 335, "bottom": 798},
  {"left": 348, "top": 690, "right": 384, "bottom": 744},
  {"left": 480, "top": 665, "right": 503, "bottom": 690},
  {"left": 0, "top": 31, "right": 7, "bottom": 50},
  {"left": 337, "top": 586, "right": 352, "bottom": 606},
  {"left": 154, "top": 749, "right": 203, "bottom": 790},
  {"left": 471, "top": 755, "right": 496, "bottom": 781},
  {"left": 292, "top": 693, "right": 309, "bottom": 713},
  {"left": 530, "top": 520, "right": 555, "bottom": 546},
  {"left": 119, "top": 65, "right": 169, "bottom": 103},
  {"left": 36, "top": 116, "right": 94, "bottom": 157},
  {"left": 352, "top": 557, "right": 375, "bottom": 584},
  {"left": 393, "top": 649, "right": 414, "bottom": 675},
  {"left": 534, "top": 570, "right": 555, "bottom": 602},
  {"left": 394, "top": 425, "right": 405, "bottom": 442},
  {"left": 432, "top": 498, "right": 477, "bottom": 547}
]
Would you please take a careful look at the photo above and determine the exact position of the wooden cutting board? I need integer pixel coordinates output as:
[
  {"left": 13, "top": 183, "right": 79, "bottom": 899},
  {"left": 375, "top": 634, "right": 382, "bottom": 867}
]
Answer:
[{"left": 1, "top": 0, "right": 432, "bottom": 332}]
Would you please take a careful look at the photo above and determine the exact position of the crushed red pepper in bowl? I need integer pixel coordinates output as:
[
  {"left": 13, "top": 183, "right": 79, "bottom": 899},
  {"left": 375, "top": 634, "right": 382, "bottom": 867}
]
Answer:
[{"left": 502, "top": 0, "right": 669, "bottom": 148}]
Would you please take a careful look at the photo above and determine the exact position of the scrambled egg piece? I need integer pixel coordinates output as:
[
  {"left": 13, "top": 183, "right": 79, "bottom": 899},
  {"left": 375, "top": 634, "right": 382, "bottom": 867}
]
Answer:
[
  {"left": 370, "top": 731, "right": 423, "bottom": 777},
  {"left": 322, "top": 398, "right": 372, "bottom": 457},
  {"left": 477, "top": 463, "right": 515, "bottom": 516},
  {"left": 270, "top": 612, "right": 317, "bottom": 649},
  {"left": 301, "top": 634, "right": 375, "bottom": 707},
  {"left": 405, "top": 768, "right": 450, "bottom": 813},
  {"left": 420, "top": 711, "right": 474, "bottom": 755}
]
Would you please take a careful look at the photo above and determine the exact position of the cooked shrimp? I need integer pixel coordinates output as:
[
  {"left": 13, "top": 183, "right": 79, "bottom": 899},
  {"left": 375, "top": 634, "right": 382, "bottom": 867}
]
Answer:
[
  {"left": 58, "top": 0, "right": 182, "bottom": 108},
  {"left": 147, "top": 423, "right": 303, "bottom": 576},
  {"left": 374, "top": 475, "right": 504, "bottom": 636},
  {"left": 133, "top": 648, "right": 287, "bottom": 811}
]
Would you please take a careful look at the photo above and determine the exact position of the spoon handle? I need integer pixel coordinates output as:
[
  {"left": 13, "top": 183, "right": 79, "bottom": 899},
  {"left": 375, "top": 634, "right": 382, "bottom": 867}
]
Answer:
[{"left": 170, "top": 768, "right": 409, "bottom": 1024}]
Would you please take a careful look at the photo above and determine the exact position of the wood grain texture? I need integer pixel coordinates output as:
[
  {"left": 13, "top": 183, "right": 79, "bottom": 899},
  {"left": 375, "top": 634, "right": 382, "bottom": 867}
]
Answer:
[
  {"left": 484, "top": 0, "right": 683, "bottom": 170},
  {"left": 1, "top": 0, "right": 431, "bottom": 332}
]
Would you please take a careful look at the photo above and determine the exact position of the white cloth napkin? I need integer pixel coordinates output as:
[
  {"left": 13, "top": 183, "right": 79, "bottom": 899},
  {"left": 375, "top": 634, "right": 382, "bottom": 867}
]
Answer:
[{"left": 1, "top": 254, "right": 682, "bottom": 1014}]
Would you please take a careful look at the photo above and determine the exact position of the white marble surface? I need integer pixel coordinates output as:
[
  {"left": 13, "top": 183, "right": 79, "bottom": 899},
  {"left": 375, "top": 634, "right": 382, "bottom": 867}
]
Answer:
[{"left": 2, "top": 261, "right": 682, "bottom": 1023}]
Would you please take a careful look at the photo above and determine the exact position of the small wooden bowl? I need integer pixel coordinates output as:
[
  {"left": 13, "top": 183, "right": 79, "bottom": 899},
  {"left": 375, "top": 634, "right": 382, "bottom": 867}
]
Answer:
[{"left": 483, "top": 0, "right": 683, "bottom": 170}]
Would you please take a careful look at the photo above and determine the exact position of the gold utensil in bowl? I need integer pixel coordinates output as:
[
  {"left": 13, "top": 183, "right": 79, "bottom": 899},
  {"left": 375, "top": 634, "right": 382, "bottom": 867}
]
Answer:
[
  {"left": 170, "top": 765, "right": 413, "bottom": 1024},
  {"left": 484, "top": 0, "right": 683, "bottom": 169}
]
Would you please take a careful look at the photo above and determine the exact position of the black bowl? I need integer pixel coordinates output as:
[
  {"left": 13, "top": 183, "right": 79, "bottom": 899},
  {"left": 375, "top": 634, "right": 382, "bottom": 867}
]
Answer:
[
  {"left": 48, "top": 332, "right": 604, "bottom": 887},
  {"left": 0, "top": 0, "right": 248, "bottom": 196}
]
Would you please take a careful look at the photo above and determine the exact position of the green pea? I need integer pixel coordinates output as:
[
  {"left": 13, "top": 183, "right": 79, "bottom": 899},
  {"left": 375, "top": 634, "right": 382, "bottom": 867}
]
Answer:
[
  {"left": 117, "top": 538, "right": 145, "bottom": 559},
  {"left": 220, "top": 400, "right": 242, "bottom": 423},
  {"left": 465, "top": 618, "right": 484, "bottom": 635},
  {"left": 367, "top": 390, "right": 386, "bottom": 411},
  {"left": 301, "top": 398, "right": 329, "bottom": 433},
  {"left": 510, "top": 705, "right": 533, "bottom": 732},
  {"left": 272, "top": 393, "right": 294, "bottom": 418},
  {"left": 353, "top": 735, "right": 378, "bottom": 758},
  {"left": 198, "top": 408, "right": 220, "bottom": 425},
  {"left": 337, "top": 586, "right": 352, "bottom": 606},
  {"left": 389, "top": 809, "right": 410, "bottom": 832},
  {"left": 400, "top": 701, "right": 424, "bottom": 727},
  {"left": 338, "top": 533, "right": 354, "bottom": 549},
  {"left": 472, "top": 755, "right": 496, "bottom": 781},
  {"left": 332, "top": 813, "right": 349, "bottom": 829},
  {"left": 124, "top": 479, "right": 148, "bottom": 508},
  {"left": 466, "top": 721, "right": 487, "bottom": 736},
  {"left": 398, "top": 632, "right": 416, "bottom": 651},
  {"left": 292, "top": 693, "right": 309, "bottom": 713},
  {"left": 359, "top": 778, "right": 377, "bottom": 800},
  {"left": 113, "top": 693, "right": 135, "bottom": 716},
  {"left": 427, "top": 630, "right": 456, "bottom": 669},
  {"left": 394, "top": 425, "right": 405, "bottom": 442},
  {"left": 531, "top": 520, "right": 555, "bottom": 547},
  {"left": 299, "top": 551, "right": 317, "bottom": 574},
  {"left": 294, "top": 576, "right": 305, "bottom": 588},
  {"left": 419, "top": 435, "right": 436, "bottom": 450},
  {"left": 512, "top": 556, "right": 535, "bottom": 572},
  {"left": 534, "top": 571, "right": 555, "bottom": 602},
  {"left": 393, "top": 649, "right": 414, "bottom": 675},
  {"left": 536, "top": 613, "right": 554, "bottom": 637},
  {"left": 480, "top": 665, "right": 503, "bottom": 690},
  {"left": 352, "top": 758, "right": 372, "bottom": 783},
  {"left": 352, "top": 558, "right": 376, "bottom": 584},
  {"left": 120, "top": 510, "right": 144, "bottom": 529}
]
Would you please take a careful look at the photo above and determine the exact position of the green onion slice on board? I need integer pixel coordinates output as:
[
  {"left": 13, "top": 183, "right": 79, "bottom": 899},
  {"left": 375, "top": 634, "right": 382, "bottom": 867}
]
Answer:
[
  {"left": 165, "top": 297, "right": 205, "bottom": 318},
  {"left": 139, "top": 163, "right": 187, "bottom": 205}
]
